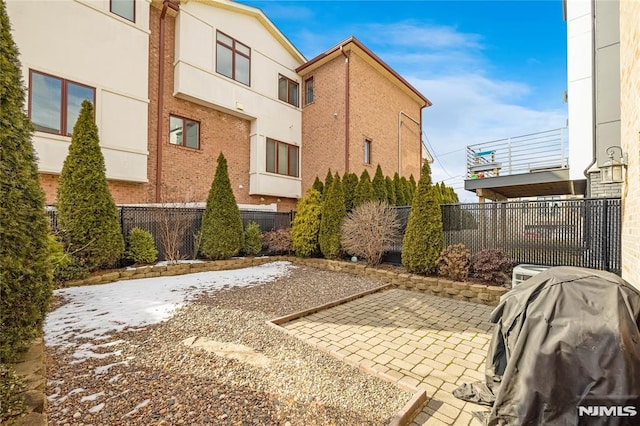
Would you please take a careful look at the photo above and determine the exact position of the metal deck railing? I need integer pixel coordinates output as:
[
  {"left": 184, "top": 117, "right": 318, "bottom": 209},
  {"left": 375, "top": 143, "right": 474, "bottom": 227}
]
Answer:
[{"left": 466, "top": 128, "right": 568, "bottom": 179}]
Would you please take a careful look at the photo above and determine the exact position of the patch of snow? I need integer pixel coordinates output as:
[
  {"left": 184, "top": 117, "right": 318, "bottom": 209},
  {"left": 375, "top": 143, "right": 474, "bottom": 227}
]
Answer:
[
  {"left": 94, "top": 361, "right": 128, "bottom": 375},
  {"left": 45, "top": 261, "right": 294, "bottom": 362},
  {"left": 89, "top": 403, "right": 105, "bottom": 413},
  {"left": 108, "top": 373, "right": 123, "bottom": 383},
  {"left": 126, "top": 259, "right": 204, "bottom": 270},
  {"left": 81, "top": 391, "right": 105, "bottom": 402},
  {"left": 56, "top": 387, "right": 85, "bottom": 404},
  {"left": 123, "top": 399, "right": 150, "bottom": 418}
]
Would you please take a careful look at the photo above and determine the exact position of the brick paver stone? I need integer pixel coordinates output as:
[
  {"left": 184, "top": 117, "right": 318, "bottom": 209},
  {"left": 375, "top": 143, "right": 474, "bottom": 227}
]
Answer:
[{"left": 282, "top": 288, "right": 494, "bottom": 425}]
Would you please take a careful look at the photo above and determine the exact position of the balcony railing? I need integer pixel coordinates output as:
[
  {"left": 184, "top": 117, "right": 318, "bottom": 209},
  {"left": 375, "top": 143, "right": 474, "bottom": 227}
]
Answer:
[{"left": 466, "top": 128, "right": 568, "bottom": 179}]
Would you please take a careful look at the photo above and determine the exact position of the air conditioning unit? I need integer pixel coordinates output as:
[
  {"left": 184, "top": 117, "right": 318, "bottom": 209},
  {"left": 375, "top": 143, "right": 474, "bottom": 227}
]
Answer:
[{"left": 512, "top": 264, "right": 551, "bottom": 288}]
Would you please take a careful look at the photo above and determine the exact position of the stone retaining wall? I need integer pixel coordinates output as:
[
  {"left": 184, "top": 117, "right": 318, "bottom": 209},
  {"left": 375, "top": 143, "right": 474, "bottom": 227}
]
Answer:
[{"left": 64, "top": 256, "right": 509, "bottom": 306}]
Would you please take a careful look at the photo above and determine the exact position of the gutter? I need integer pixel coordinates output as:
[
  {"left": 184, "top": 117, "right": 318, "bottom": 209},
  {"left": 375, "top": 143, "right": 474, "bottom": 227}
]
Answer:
[
  {"left": 340, "top": 45, "right": 350, "bottom": 173},
  {"left": 155, "top": 0, "right": 180, "bottom": 203}
]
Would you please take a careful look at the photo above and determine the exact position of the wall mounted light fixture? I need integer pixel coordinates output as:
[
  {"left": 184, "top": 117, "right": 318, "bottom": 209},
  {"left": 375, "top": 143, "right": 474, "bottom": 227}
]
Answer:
[{"left": 600, "top": 146, "right": 628, "bottom": 184}]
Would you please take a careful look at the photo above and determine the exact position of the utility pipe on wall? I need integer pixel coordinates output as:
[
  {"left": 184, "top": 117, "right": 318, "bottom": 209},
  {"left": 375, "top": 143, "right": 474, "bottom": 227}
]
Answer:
[
  {"left": 155, "top": 0, "right": 179, "bottom": 203},
  {"left": 398, "top": 111, "right": 421, "bottom": 175},
  {"left": 340, "top": 45, "right": 350, "bottom": 173}
]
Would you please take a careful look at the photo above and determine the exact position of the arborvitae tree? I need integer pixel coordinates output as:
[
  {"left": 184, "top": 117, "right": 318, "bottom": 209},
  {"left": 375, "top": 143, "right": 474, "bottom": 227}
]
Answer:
[
  {"left": 318, "top": 173, "right": 345, "bottom": 259},
  {"left": 385, "top": 176, "right": 396, "bottom": 206},
  {"left": 393, "top": 173, "right": 406, "bottom": 206},
  {"left": 312, "top": 176, "right": 324, "bottom": 195},
  {"left": 354, "top": 169, "right": 375, "bottom": 207},
  {"left": 242, "top": 222, "right": 262, "bottom": 256},
  {"left": 57, "top": 101, "right": 124, "bottom": 271},
  {"left": 401, "top": 176, "right": 413, "bottom": 205},
  {"left": 409, "top": 174, "right": 417, "bottom": 195},
  {"left": 0, "top": 0, "right": 53, "bottom": 361},
  {"left": 322, "top": 169, "right": 333, "bottom": 200},
  {"left": 200, "top": 153, "right": 244, "bottom": 259},
  {"left": 342, "top": 172, "right": 358, "bottom": 211},
  {"left": 372, "top": 165, "right": 387, "bottom": 202},
  {"left": 402, "top": 161, "right": 444, "bottom": 275},
  {"left": 291, "top": 188, "right": 322, "bottom": 257}
]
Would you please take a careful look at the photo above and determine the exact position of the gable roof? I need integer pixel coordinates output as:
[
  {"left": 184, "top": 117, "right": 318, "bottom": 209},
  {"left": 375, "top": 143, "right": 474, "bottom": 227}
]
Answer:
[
  {"left": 296, "top": 36, "right": 432, "bottom": 107},
  {"left": 183, "top": 0, "right": 306, "bottom": 64}
]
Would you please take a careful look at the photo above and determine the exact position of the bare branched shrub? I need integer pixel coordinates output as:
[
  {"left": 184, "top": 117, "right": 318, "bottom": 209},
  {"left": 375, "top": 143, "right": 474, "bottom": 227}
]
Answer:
[
  {"left": 436, "top": 244, "right": 471, "bottom": 281},
  {"left": 261, "top": 228, "right": 293, "bottom": 255},
  {"left": 340, "top": 201, "right": 400, "bottom": 266},
  {"left": 154, "top": 207, "right": 192, "bottom": 264}
]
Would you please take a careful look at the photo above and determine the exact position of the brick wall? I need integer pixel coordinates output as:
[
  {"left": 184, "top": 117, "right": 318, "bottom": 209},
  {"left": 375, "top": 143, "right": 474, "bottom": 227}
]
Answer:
[
  {"left": 588, "top": 170, "right": 623, "bottom": 198},
  {"left": 301, "top": 48, "right": 424, "bottom": 193},
  {"left": 620, "top": 0, "right": 640, "bottom": 289},
  {"left": 148, "top": 6, "right": 295, "bottom": 212},
  {"left": 300, "top": 55, "right": 348, "bottom": 188},
  {"left": 348, "top": 52, "right": 423, "bottom": 180}
]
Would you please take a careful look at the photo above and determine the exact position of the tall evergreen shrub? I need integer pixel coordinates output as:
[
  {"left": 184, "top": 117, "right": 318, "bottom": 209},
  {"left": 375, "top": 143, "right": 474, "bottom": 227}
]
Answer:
[
  {"left": 0, "top": 0, "right": 53, "bottom": 361},
  {"left": 393, "top": 173, "right": 406, "bottom": 206},
  {"left": 200, "top": 153, "right": 244, "bottom": 259},
  {"left": 372, "top": 165, "right": 387, "bottom": 202},
  {"left": 401, "top": 161, "right": 443, "bottom": 274},
  {"left": 354, "top": 169, "right": 375, "bottom": 207},
  {"left": 318, "top": 173, "right": 345, "bottom": 259},
  {"left": 385, "top": 176, "right": 396, "bottom": 205},
  {"left": 56, "top": 101, "right": 124, "bottom": 271},
  {"left": 342, "top": 172, "right": 358, "bottom": 211},
  {"left": 291, "top": 188, "right": 322, "bottom": 257},
  {"left": 312, "top": 176, "right": 324, "bottom": 195},
  {"left": 322, "top": 169, "right": 333, "bottom": 200}
]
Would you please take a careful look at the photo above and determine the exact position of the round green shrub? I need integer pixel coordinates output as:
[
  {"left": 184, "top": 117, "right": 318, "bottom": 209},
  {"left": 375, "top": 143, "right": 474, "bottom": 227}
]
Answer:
[
  {"left": 242, "top": 222, "right": 262, "bottom": 256},
  {"left": 126, "top": 228, "right": 158, "bottom": 264}
]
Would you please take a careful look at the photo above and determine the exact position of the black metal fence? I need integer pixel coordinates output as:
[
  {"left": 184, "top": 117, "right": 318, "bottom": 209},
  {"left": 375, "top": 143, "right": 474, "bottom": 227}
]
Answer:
[
  {"left": 384, "top": 199, "right": 622, "bottom": 274},
  {"left": 48, "top": 206, "right": 294, "bottom": 261}
]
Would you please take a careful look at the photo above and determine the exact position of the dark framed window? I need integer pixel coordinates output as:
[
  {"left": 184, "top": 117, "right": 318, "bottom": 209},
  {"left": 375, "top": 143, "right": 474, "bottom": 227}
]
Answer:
[
  {"left": 266, "top": 138, "right": 299, "bottom": 177},
  {"left": 216, "top": 31, "right": 250, "bottom": 86},
  {"left": 364, "top": 139, "right": 372, "bottom": 165},
  {"left": 278, "top": 75, "right": 299, "bottom": 107},
  {"left": 169, "top": 115, "right": 200, "bottom": 149},
  {"left": 304, "top": 77, "right": 314, "bottom": 105},
  {"left": 110, "top": 0, "right": 135, "bottom": 22},
  {"left": 29, "top": 70, "right": 95, "bottom": 136}
]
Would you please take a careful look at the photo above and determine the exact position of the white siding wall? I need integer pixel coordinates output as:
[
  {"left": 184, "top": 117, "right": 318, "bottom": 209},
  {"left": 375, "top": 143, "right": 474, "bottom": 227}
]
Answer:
[
  {"left": 566, "top": 0, "right": 594, "bottom": 180},
  {"left": 174, "top": 2, "right": 303, "bottom": 199},
  {"left": 7, "top": 0, "right": 150, "bottom": 182}
]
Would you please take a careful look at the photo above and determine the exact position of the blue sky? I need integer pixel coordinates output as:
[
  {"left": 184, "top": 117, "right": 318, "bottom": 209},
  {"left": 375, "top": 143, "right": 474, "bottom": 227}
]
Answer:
[{"left": 239, "top": 0, "right": 568, "bottom": 200}]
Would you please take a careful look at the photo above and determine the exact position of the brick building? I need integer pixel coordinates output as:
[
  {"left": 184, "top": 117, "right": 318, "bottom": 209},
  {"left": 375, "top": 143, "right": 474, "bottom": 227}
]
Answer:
[
  {"left": 7, "top": 0, "right": 430, "bottom": 212},
  {"left": 619, "top": 0, "right": 640, "bottom": 289},
  {"left": 297, "top": 37, "right": 431, "bottom": 191}
]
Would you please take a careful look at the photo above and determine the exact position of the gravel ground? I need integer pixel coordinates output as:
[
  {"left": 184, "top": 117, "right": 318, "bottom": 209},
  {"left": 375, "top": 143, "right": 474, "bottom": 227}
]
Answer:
[{"left": 46, "top": 264, "right": 410, "bottom": 425}]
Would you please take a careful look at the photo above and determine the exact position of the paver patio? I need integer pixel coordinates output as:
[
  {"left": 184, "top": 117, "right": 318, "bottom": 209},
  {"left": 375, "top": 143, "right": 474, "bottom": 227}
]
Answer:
[{"left": 281, "top": 288, "right": 495, "bottom": 425}]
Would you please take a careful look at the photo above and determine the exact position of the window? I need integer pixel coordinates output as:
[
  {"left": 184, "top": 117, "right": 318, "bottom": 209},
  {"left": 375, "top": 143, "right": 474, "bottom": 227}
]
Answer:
[
  {"left": 364, "top": 139, "right": 372, "bottom": 165},
  {"left": 304, "top": 77, "right": 314, "bottom": 105},
  {"left": 110, "top": 0, "right": 135, "bottom": 22},
  {"left": 169, "top": 115, "right": 200, "bottom": 149},
  {"left": 216, "top": 31, "right": 250, "bottom": 86},
  {"left": 29, "top": 70, "right": 95, "bottom": 136},
  {"left": 278, "top": 75, "right": 299, "bottom": 107},
  {"left": 266, "top": 138, "right": 299, "bottom": 177}
]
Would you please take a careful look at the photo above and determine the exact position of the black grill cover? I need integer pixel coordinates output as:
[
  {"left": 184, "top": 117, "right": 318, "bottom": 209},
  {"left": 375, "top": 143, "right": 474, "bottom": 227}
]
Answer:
[{"left": 455, "top": 266, "right": 640, "bottom": 425}]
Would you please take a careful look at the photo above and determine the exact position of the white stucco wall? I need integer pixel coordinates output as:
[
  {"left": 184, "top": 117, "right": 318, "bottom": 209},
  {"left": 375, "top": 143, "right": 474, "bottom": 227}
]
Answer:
[
  {"left": 173, "top": 1, "right": 304, "bottom": 199},
  {"left": 7, "top": 0, "right": 150, "bottom": 182},
  {"left": 566, "top": 0, "right": 594, "bottom": 180}
]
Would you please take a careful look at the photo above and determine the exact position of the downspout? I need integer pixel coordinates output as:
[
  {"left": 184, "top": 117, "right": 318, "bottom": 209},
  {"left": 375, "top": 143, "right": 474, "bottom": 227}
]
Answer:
[
  {"left": 582, "top": 0, "right": 597, "bottom": 198},
  {"left": 155, "top": 0, "right": 179, "bottom": 202},
  {"left": 340, "top": 45, "right": 350, "bottom": 173}
]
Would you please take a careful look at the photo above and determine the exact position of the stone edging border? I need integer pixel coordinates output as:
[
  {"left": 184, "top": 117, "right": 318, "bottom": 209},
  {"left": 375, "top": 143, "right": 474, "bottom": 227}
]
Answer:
[
  {"left": 64, "top": 256, "right": 509, "bottom": 306},
  {"left": 266, "top": 284, "right": 427, "bottom": 426}
]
